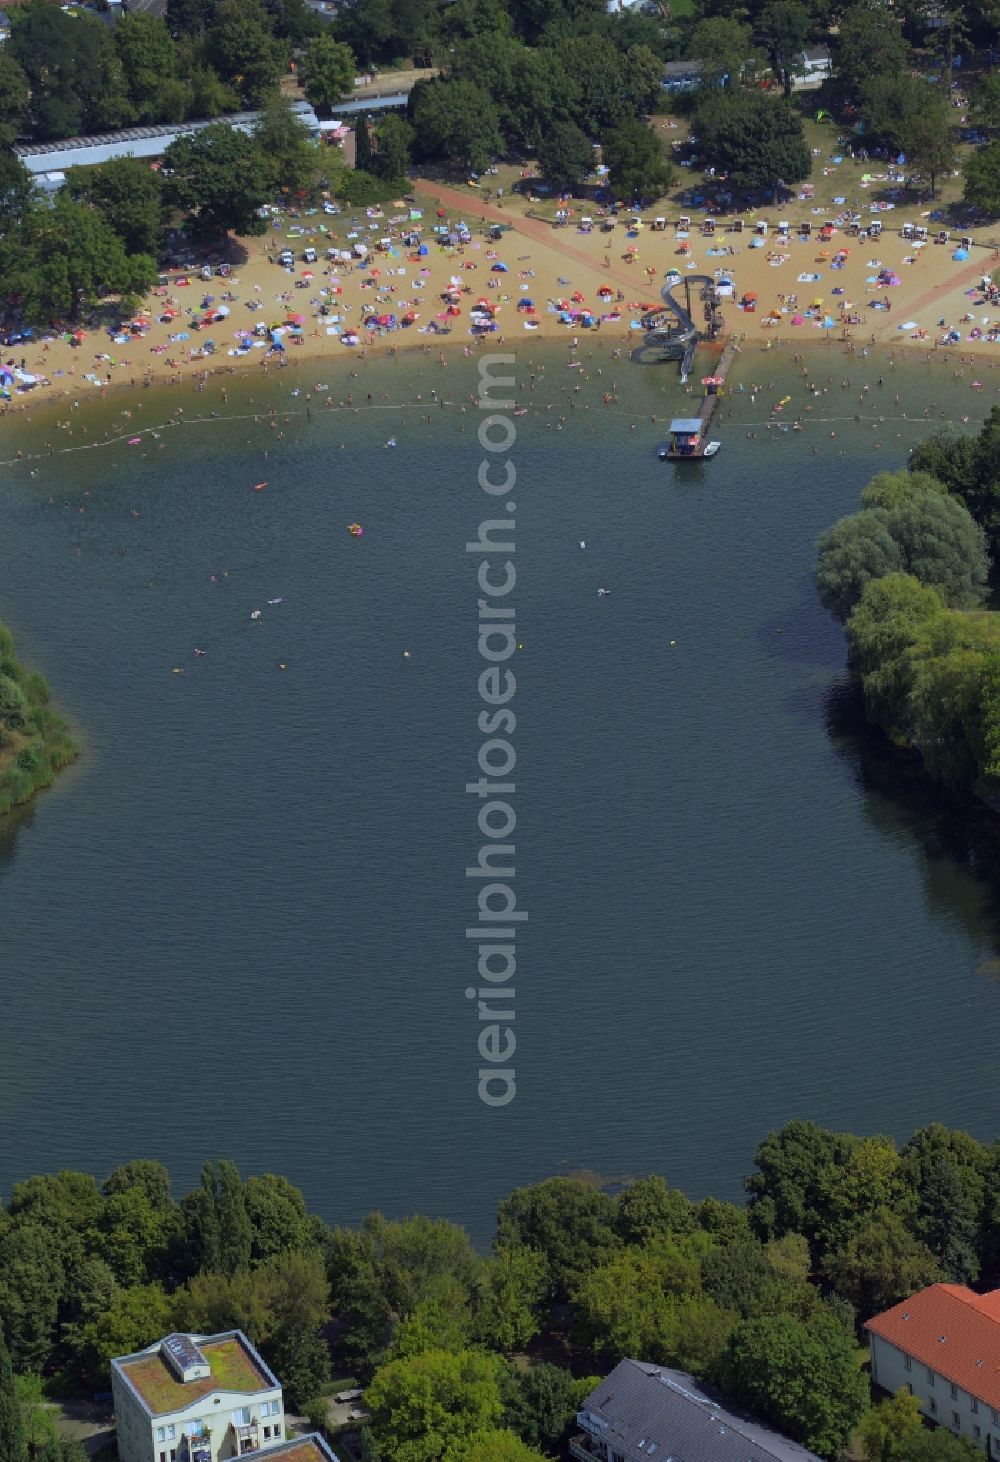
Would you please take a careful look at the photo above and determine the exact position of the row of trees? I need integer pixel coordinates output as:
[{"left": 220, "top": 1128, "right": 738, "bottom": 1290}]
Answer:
[
  {"left": 5, "top": 1127, "right": 1000, "bottom": 1460},
  {"left": 817, "top": 415, "right": 1000, "bottom": 795},
  {"left": 0, "top": 92, "right": 402, "bottom": 327}
]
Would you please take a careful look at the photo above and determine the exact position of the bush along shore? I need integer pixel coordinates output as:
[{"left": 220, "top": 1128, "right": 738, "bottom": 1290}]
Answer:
[
  {"left": 815, "top": 408, "right": 1000, "bottom": 803},
  {"left": 0, "top": 623, "right": 77, "bottom": 814}
]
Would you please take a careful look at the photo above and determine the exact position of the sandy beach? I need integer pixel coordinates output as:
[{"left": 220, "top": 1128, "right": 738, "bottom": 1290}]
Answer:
[{"left": 2, "top": 180, "right": 999, "bottom": 415}]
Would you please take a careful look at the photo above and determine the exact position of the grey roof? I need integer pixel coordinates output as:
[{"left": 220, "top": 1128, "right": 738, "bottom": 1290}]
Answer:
[
  {"left": 663, "top": 59, "right": 703, "bottom": 78},
  {"left": 669, "top": 418, "right": 704, "bottom": 433},
  {"left": 14, "top": 101, "right": 319, "bottom": 173},
  {"left": 578, "top": 1360, "right": 824, "bottom": 1462}
]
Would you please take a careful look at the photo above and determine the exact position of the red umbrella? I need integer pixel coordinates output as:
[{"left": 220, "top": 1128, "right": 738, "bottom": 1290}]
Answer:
[
  {"left": 571, "top": 291, "right": 585, "bottom": 302},
  {"left": 287, "top": 313, "right": 305, "bottom": 325},
  {"left": 437, "top": 209, "right": 446, "bottom": 218}
]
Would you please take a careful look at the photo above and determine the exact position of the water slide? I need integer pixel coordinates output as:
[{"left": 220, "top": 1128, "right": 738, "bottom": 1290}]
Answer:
[{"left": 631, "top": 274, "right": 719, "bottom": 378}]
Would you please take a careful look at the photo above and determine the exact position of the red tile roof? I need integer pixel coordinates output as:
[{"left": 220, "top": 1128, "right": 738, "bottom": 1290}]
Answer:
[{"left": 866, "top": 1284, "right": 1000, "bottom": 1409}]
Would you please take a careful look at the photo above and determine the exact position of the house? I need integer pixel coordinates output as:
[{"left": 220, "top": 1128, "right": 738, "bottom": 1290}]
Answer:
[
  {"left": 570, "top": 1359, "right": 824, "bottom": 1462},
  {"left": 111, "top": 1332, "right": 287, "bottom": 1462},
  {"left": 866, "top": 1284, "right": 1000, "bottom": 1452},
  {"left": 661, "top": 60, "right": 704, "bottom": 92},
  {"left": 793, "top": 45, "right": 833, "bottom": 88}
]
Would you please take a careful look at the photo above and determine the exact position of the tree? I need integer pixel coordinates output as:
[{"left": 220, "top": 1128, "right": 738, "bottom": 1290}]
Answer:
[
  {"left": 256, "top": 93, "right": 322, "bottom": 197},
  {"left": 103, "top": 1161, "right": 174, "bottom": 1212},
  {"left": 757, "top": 2, "right": 811, "bottom": 97},
  {"left": 244, "top": 1175, "right": 312, "bottom": 1265},
  {"left": 114, "top": 14, "right": 181, "bottom": 123},
  {"left": 0, "top": 1319, "right": 28, "bottom": 1462},
  {"left": 816, "top": 492, "right": 988, "bottom": 623},
  {"left": 500, "top": 1365, "right": 591, "bottom": 1456},
  {"left": 964, "top": 141, "right": 1000, "bottom": 216},
  {"left": 902, "top": 106, "right": 956, "bottom": 198},
  {"left": 885, "top": 492, "right": 989, "bottom": 610},
  {"left": 371, "top": 114, "right": 414, "bottom": 183},
  {"left": 557, "top": 36, "right": 627, "bottom": 135},
  {"left": 9, "top": 6, "right": 132, "bottom": 138},
  {"left": 845, "top": 574, "right": 946, "bottom": 739},
  {"left": 408, "top": 78, "right": 502, "bottom": 173},
  {"left": 76, "top": 1284, "right": 175, "bottom": 1391},
  {"left": 207, "top": 0, "right": 286, "bottom": 106},
  {"left": 496, "top": 1178, "right": 620, "bottom": 1302},
  {"left": 816, "top": 512, "right": 905, "bottom": 622},
  {"left": 616, "top": 1176, "right": 696, "bottom": 1245},
  {"left": 825, "top": 1208, "right": 942, "bottom": 1317},
  {"left": 623, "top": 44, "right": 664, "bottom": 113},
  {"left": 861, "top": 470, "right": 947, "bottom": 512},
  {"left": 970, "top": 72, "right": 1000, "bottom": 131},
  {"left": 689, "top": 17, "right": 756, "bottom": 89},
  {"left": 364, "top": 1349, "right": 505, "bottom": 1462},
  {"left": 537, "top": 121, "right": 594, "bottom": 191},
  {"left": 720, "top": 1311, "right": 869, "bottom": 1459},
  {"left": 325, "top": 1229, "right": 392, "bottom": 1369},
  {"left": 0, "top": 1222, "right": 66, "bottom": 1370},
  {"left": 693, "top": 89, "right": 809, "bottom": 193},
  {"left": 835, "top": 5, "right": 910, "bottom": 105},
  {"left": 601, "top": 119, "right": 673, "bottom": 201},
  {"left": 68, "top": 159, "right": 165, "bottom": 258},
  {"left": 0, "top": 53, "right": 30, "bottom": 143},
  {"left": 472, "top": 1245, "right": 546, "bottom": 1352},
  {"left": 445, "top": 1433, "right": 546, "bottom": 1462},
  {"left": 857, "top": 1388, "right": 926, "bottom": 1462},
  {"left": 98, "top": 1187, "right": 174, "bottom": 1288},
  {"left": 0, "top": 154, "right": 34, "bottom": 229},
  {"left": 302, "top": 34, "right": 356, "bottom": 110},
  {"left": 163, "top": 124, "right": 272, "bottom": 238}
]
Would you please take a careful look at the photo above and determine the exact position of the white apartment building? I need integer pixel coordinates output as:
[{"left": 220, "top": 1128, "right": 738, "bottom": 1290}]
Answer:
[
  {"left": 866, "top": 1284, "right": 1000, "bottom": 1454},
  {"left": 112, "top": 1332, "right": 286, "bottom": 1462}
]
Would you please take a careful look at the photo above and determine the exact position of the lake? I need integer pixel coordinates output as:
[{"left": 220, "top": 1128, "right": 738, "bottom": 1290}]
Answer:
[{"left": 1, "top": 339, "right": 999, "bottom": 1243}]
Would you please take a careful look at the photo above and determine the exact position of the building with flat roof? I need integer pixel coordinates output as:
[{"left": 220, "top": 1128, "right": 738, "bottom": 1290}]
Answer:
[
  {"left": 112, "top": 1332, "right": 285, "bottom": 1462},
  {"left": 14, "top": 101, "right": 319, "bottom": 176},
  {"left": 571, "top": 1359, "right": 823, "bottom": 1462},
  {"left": 867, "top": 1284, "right": 1000, "bottom": 1451}
]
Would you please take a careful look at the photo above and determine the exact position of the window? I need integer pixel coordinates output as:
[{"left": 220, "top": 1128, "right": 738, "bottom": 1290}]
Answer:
[
  {"left": 904, "top": 1354, "right": 912, "bottom": 1373},
  {"left": 951, "top": 1383, "right": 959, "bottom": 1400},
  {"left": 994, "top": 1409, "right": 1000, "bottom": 1426},
  {"left": 972, "top": 1397, "right": 979, "bottom": 1414},
  {"left": 953, "top": 1412, "right": 960, "bottom": 1428},
  {"left": 166, "top": 1428, "right": 176, "bottom": 1442},
  {"left": 232, "top": 1411, "right": 251, "bottom": 1427},
  {"left": 927, "top": 1369, "right": 936, "bottom": 1385},
  {"left": 273, "top": 1428, "right": 281, "bottom": 1439},
  {"left": 157, "top": 1431, "right": 166, "bottom": 1443},
  {"left": 261, "top": 1403, "right": 278, "bottom": 1418},
  {"left": 975, "top": 1426, "right": 982, "bottom": 1441},
  {"left": 930, "top": 1400, "right": 938, "bottom": 1415},
  {"left": 263, "top": 1429, "right": 271, "bottom": 1441}
]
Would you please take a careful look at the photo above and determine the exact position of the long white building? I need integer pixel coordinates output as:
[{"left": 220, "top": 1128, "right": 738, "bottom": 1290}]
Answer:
[
  {"left": 112, "top": 1332, "right": 286, "bottom": 1462},
  {"left": 866, "top": 1283, "right": 1000, "bottom": 1453}
]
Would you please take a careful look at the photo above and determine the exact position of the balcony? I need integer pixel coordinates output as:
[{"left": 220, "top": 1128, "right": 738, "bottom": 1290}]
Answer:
[
  {"left": 569, "top": 1436, "right": 609, "bottom": 1462},
  {"left": 234, "top": 1424, "right": 259, "bottom": 1456}
]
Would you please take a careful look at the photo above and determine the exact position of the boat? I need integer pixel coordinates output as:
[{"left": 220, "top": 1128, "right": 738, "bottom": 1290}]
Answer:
[{"left": 703, "top": 441, "right": 721, "bottom": 458}]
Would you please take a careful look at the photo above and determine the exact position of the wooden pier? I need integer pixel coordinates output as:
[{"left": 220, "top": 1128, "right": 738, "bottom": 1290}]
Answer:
[{"left": 661, "top": 336, "right": 739, "bottom": 461}]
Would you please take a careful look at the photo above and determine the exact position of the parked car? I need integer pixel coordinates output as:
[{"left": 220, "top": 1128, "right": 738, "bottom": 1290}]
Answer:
[
  {"left": 279, "top": 249, "right": 294, "bottom": 267},
  {"left": 303, "top": 246, "right": 317, "bottom": 263}
]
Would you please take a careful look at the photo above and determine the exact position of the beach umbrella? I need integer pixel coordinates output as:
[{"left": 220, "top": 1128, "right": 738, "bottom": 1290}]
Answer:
[
  {"left": 492, "top": 262, "right": 509, "bottom": 272},
  {"left": 822, "top": 315, "right": 836, "bottom": 329},
  {"left": 954, "top": 248, "right": 970, "bottom": 261},
  {"left": 571, "top": 291, "right": 585, "bottom": 302},
  {"left": 287, "top": 313, "right": 305, "bottom": 325},
  {"left": 598, "top": 285, "right": 613, "bottom": 297},
  {"left": 792, "top": 314, "right": 805, "bottom": 324}
]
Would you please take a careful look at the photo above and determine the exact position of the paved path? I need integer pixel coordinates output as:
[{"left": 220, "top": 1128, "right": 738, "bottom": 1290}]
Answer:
[{"left": 412, "top": 179, "right": 663, "bottom": 303}]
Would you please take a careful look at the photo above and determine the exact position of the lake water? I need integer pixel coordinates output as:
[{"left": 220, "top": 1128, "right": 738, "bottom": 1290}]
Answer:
[{"left": 2, "top": 340, "right": 999, "bottom": 1242}]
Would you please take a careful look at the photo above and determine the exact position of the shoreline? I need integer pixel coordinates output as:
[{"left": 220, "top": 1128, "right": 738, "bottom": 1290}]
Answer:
[{"left": 3, "top": 181, "right": 1000, "bottom": 425}]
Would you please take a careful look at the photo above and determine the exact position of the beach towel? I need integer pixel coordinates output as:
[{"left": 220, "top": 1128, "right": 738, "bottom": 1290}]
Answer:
[{"left": 798, "top": 273, "right": 821, "bottom": 282}]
